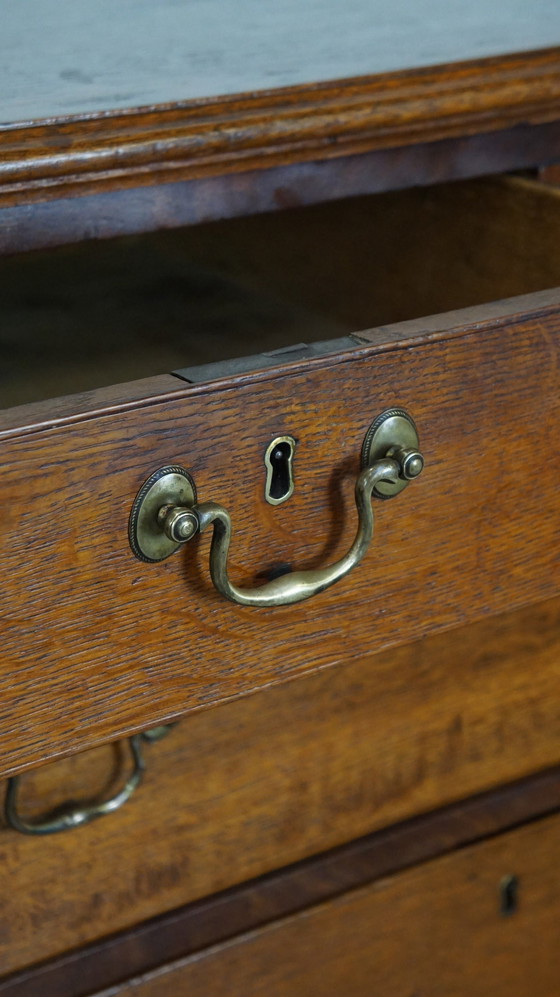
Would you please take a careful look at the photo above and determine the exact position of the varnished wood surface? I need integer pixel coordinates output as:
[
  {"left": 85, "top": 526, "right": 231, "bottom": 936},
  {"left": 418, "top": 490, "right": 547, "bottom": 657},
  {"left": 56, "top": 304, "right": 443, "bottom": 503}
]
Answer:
[
  {"left": 3, "top": 761, "right": 560, "bottom": 996},
  {"left": 1, "top": 283, "right": 560, "bottom": 774},
  {"left": 4, "top": 122, "right": 560, "bottom": 256},
  {"left": 95, "top": 810, "right": 560, "bottom": 996},
  {"left": 3, "top": 49, "right": 560, "bottom": 208},
  {"left": 1, "top": 593, "right": 560, "bottom": 976}
]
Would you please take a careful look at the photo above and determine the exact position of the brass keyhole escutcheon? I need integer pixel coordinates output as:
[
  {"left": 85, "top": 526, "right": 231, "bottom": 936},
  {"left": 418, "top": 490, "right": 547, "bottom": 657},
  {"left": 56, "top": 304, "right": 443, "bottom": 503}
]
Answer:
[{"left": 264, "top": 436, "right": 296, "bottom": 505}]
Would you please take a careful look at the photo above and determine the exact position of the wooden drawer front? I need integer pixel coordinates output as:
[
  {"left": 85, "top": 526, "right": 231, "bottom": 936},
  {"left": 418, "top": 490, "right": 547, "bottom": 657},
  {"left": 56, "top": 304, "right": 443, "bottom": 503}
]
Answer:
[
  {"left": 97, "top": 810, "right": 560, "bottom": 997},
  {"left": 1, "top": 288, "right": 560, "bottom": 774},
  {"left": 2, "top": 596, "right": 560, "bottom": 976}
]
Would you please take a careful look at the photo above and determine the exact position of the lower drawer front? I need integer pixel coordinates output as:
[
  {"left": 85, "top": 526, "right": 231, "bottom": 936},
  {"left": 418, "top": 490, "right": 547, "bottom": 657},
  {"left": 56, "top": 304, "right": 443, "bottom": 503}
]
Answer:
[
  {"left": 101, "top": 810, "right": 560, "bottom": 997},
  {"left": 3, "top": 595, "right": 560, "bottom": 976}
]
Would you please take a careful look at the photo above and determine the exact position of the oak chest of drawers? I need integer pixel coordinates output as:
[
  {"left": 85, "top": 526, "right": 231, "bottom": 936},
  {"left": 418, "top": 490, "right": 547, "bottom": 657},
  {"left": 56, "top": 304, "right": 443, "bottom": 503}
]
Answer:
[{"left": 2, "top": 5, "right": 560, "bottom": 995}]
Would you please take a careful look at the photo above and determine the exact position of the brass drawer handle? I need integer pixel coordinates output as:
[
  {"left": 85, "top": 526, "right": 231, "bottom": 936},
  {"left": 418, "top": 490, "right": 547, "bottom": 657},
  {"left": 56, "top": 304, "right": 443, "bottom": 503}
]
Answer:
[
  {"left": 129, "top": 408, "right": 424, "bottom": 608},
  {"left": 4, "top": 726, "right": 172, "bottom": 836}
]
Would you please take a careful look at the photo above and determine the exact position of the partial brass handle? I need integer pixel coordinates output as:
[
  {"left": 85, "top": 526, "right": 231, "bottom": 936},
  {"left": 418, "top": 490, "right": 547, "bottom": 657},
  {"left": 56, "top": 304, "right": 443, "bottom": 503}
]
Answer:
[
  {"left": 4, "top": 726, "right": 172, "bottom": 836},
  {"left": 185, "top": 457, "right": 402, "bottom": 607},
  {"left": 129, "top": 408, "right": 424, "bottom": 608}
]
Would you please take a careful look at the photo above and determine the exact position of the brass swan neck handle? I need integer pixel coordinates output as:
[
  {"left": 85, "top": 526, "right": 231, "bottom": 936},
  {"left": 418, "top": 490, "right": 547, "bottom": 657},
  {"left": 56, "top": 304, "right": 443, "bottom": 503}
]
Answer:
[
  {"left": 189, "top": 457, "right": 399, "bottom": 607},
  {"left": 128, "top": 408, "right": 424, "bottom": 608},
  {"left": 5, "top": 726, "right": 173, "bottom": 836}
]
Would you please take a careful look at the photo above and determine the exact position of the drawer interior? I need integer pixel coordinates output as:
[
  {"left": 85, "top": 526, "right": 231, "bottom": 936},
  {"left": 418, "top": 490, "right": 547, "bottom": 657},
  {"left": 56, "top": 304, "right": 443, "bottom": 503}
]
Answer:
[{"left": 2, "top": 173, "right": 560, "bottom": 408}]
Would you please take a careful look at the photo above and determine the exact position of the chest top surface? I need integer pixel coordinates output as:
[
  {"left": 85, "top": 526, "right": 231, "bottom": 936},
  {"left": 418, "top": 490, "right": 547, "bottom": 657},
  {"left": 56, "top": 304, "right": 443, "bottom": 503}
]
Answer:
[{"left": 3, "top": 0, "right": 560, "bottom": 124}]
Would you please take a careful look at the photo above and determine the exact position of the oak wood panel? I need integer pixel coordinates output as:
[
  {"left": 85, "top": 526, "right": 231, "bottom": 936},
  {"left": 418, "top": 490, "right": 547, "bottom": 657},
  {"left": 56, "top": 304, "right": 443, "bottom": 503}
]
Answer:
[
  {"left": 98, "top": 811, "right": 560, "bottom": 997},
  {"left": 3, "top": 761, "right": 560, "bottom": 996},
  {"left": 0, "top": 375, "right": 184, "bottom": 438},
  {"left": 4, "top": 122, "right": 560, "bottom": 255},
  {"left": 3, "top": 50, "right": 560, "bottom": 207},
  {"left": 1, "top": 596, "right": 560, "bottom": 975},
  {"left": 1, "top": 293, "right": 560, "bottom": 774}
]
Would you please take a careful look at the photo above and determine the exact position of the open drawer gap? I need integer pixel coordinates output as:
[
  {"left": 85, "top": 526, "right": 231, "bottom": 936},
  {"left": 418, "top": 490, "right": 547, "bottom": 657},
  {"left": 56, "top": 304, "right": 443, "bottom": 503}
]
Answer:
[{"left": 2, "top": 173, "right": 560, "bottom": 408}]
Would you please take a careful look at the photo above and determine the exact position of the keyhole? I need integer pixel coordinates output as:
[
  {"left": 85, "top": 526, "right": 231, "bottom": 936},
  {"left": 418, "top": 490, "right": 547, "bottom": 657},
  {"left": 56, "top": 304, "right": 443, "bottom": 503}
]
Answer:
[
  {"left": 500, "top": 874, "right": 519, "bottom": 916},
  {"left": 264, "top": 436, "right": 296, "bottom": 505}
]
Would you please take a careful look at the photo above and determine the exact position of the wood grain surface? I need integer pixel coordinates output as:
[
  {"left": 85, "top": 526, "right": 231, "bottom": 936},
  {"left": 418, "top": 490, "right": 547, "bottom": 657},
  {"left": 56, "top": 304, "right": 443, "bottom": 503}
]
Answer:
[
  {"left": 3, "top": 760, "right": 560, "bottom": 995},
  {"left": 0, "top": 595, "right": 560, "bottom": 976},
  {"left": 4, "top": 122, "right": 560, "bottom": 255},
  {"left": 95, "top": 810, "right": 560, "bottom": 996},
  {"left": 1, "top": 282, "right": 560, "bottom": 774},
  {"left": 3, "top": 49, "right": 560, "bottom": 207}
]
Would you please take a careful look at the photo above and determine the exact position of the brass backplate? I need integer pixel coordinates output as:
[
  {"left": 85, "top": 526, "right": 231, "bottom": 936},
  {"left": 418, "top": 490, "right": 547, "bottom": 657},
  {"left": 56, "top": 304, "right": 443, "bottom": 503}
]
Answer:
[
  {"left": 361, "top": 408, "right": 420, "bottom": 498},
  {"left": 129, "top": 465, "right": 197, "bottom": 563}
]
